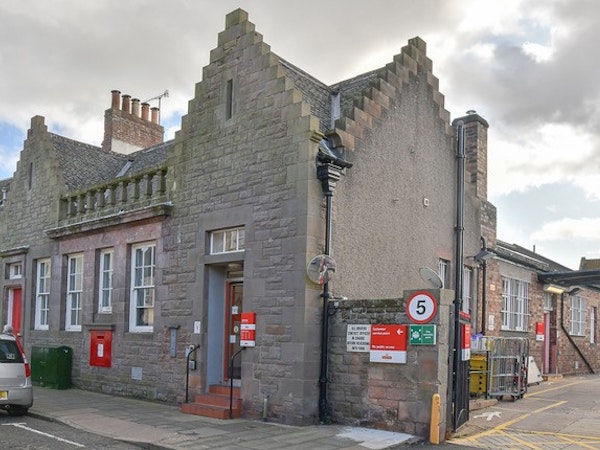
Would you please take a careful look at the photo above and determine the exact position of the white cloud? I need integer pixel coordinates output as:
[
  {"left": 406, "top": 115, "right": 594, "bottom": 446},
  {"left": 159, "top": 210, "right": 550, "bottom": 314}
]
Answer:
[{"left": 531, "top": 217, "right": 600, "bottom": 241}]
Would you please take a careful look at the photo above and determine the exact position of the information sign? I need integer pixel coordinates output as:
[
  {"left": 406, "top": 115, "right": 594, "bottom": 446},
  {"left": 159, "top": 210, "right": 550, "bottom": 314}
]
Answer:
[
  {"left": 409, "top": 324, "right": 437, "bottom": 345},
  {"left": 369, "top": 324, "right": 407, "bottom": 364},
  {"left": 346, "top": 324, "right": 371, "bottom": 352}
]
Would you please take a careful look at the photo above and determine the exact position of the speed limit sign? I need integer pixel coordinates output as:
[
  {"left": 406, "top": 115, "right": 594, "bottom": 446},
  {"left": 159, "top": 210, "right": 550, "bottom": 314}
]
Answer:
[{"left": 406, "top": 291, "right": 438, "bottom": 324}]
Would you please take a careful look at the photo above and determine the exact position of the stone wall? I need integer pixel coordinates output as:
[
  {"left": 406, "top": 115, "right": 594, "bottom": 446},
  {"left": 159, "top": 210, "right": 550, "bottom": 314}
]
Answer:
[{"left": 327, "top": 289, "right": 454, "bottom": 440}]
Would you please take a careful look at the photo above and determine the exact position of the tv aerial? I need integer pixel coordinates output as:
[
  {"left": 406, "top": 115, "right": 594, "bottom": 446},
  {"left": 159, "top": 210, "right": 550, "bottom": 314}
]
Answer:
[
  {"left": 307, "top": 254, "right": 336, "bottom": 285},
  {"left": 419, "top": 267, "right": 443, "bottom": 289}
]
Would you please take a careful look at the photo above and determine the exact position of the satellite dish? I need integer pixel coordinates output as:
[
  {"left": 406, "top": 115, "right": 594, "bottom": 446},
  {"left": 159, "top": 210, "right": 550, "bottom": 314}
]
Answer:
[
  {"left": 307, "top": 254, "right": 336, "bottom": 285},
  {"left": 419, "top": 267, "right": 443, "bottom": 289}
]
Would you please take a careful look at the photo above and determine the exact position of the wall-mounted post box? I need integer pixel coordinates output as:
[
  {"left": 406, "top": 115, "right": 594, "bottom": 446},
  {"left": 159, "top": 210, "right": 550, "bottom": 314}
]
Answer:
[{"left": 90, "top": 330, "right": 112, "bottom": 367}]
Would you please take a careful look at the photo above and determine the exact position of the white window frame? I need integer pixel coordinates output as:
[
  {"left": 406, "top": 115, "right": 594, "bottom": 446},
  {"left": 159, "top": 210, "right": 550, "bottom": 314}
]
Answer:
[
  {"left": 130, "top": 242, "right": 155, "bottom": 333},
  {"left": 35, "top": 258, "right": 51, "bottom": 330},
  {"left": 569, "top": 295, "right": 586, "bottom": 336},
  {"left": 66, "top": 254, "right": 83, "bottom": 332},
  {"left": 438, "top": 259, "right": 450, "bottom": 289},
  {"left": 462, "top": 266, "right": 473, "bottom": 316},
  {"left": 543, "top": 292, "right": 553, "bottom": 311},
  {"left": 591, "top": 307, "right": 596, "bottom": 344},
  {"left": 99, "top": 249, "right": 113, "bottom": 314},
  {"left": 210, "top": 227, "right": 245, "bottom": 254},
  {"left": 501, "top": 276, "right": 530, "bottom": 332},
  {"left": 9, "top": 263, "right": 22, "bottom": 279}
]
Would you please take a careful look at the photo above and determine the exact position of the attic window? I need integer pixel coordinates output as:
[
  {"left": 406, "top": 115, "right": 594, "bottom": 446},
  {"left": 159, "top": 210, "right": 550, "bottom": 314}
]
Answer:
[{"left": 226, "top": 79, "right": 234, "bottom": 120}]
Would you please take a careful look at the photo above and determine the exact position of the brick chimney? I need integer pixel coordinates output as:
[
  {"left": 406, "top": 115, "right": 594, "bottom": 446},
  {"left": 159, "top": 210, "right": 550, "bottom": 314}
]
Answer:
[
  {"left": 453, "top": 110, "right": 489, "bottom": 201},
  {"left": 453, "top": 110, "right": 496, "bottom": 250},
  {"left": 102, "top": 90, "right": 164, "bottom": 154}
]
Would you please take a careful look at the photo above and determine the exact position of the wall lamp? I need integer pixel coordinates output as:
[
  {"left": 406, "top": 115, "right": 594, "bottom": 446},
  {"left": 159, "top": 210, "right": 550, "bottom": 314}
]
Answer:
[{"left": 543, "top": 284, "right": 566, "bottom": 295}]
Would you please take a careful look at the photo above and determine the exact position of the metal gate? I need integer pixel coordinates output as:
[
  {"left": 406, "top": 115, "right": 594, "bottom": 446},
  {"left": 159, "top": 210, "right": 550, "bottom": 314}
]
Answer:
[{"left": 488, "top": 337, "right": 529, "bottom": 399}]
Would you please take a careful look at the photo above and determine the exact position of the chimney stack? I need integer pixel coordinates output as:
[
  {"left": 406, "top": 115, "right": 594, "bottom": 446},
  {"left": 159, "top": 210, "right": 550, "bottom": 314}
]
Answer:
[
  {"left": 111, "top": 90, "right": 121, "bottom": 109},
  {"left": 102, "top": 90, "right": 164, "bottom": 154},
  {"left": 122, "top": 94, "right": 131, "bottom": 114},
  {"left": 141, "top": 102, "right": 150, "bottom": 121}
]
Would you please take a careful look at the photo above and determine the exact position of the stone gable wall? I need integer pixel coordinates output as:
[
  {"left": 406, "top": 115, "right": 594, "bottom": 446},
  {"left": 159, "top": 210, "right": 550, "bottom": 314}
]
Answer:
[{"left": 328, "top": 289, "right": 453, "bottom": 440}]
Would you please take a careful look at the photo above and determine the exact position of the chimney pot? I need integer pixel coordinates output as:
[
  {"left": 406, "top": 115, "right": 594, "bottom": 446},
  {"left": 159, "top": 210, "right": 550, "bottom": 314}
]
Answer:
[
  {"left": 132, "top": 98, "right": 140, "bottom": 117},
  {"left": 122, "top": 94, "right": 131, "bottom": 114},
  {"left": 151, "top": 107, "right": 159, "bottom": 124},
  {"left": 141, "top": 103, "right": 150, "bottom": 121},
  {"left": 111, "top": 90, "right": 121, "bottom": 109}
]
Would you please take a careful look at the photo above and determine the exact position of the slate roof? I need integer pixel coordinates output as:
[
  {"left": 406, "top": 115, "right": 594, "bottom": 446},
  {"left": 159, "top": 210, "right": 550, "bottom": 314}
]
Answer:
[
  {"left": 495, "top": 240, "right": 571, "bottom": 273},
  {"left": 51, "top": 134, "right": 128, "bottom": 191},
  {"left": 279, "top": 57, "right": 332, "bottom": 132},
  {"left": 51, "top": 133, "right": 171, "bottom": 192}
]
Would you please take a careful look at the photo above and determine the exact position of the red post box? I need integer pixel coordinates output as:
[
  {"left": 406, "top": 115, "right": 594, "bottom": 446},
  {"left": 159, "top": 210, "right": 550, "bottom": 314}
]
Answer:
[{"left": 90, "top": 330, "right": 112, "bottom": 367}]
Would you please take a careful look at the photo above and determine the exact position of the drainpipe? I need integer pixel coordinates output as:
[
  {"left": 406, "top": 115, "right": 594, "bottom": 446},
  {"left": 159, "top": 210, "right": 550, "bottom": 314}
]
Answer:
[
  {"left": 316, "top": 138, "right": 352, "bottom": 424},
  {"left": 452, "top": 120, "right": 466, "bottom": 430},
  {"left": 560, "top": 292, "right": 594, "bottom": 374},
  {"left": 480, "top": 236, "right": 487, "bottom": 336}
]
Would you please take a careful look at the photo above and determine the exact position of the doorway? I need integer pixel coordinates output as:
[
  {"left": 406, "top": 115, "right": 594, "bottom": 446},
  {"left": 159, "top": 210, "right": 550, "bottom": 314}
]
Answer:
[
  {"left": 206, "top": 265, "right": 244, "bottom": 387},
  {"left": 5, "top": 288, "right": 22, "bottom": 338},
  {"left": 224, "top": 281, "right": 243, "bottom": 381}
]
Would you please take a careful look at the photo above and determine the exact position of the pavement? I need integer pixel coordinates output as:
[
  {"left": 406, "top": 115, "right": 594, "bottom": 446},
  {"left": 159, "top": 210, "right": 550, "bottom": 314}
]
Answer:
[{"left": 28, "top": 386, "right": 462, "bottom": 450}]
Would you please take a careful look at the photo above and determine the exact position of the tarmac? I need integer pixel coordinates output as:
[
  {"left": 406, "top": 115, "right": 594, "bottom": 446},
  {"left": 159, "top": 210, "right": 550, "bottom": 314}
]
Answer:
[{"left": 27, "top": 386, "right": 449, "bottom": 450}]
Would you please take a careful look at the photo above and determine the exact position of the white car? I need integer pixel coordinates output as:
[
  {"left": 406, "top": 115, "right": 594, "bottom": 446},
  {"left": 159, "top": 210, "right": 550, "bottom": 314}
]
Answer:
[{"left": 0, "top": 332, "right": 33, "bottom": 416}]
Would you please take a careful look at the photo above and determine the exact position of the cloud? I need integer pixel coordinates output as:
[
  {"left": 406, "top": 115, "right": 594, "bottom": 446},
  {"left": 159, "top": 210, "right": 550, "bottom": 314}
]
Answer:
[{"left": 531, "top": 217, "right": 600, "bottom": 241}]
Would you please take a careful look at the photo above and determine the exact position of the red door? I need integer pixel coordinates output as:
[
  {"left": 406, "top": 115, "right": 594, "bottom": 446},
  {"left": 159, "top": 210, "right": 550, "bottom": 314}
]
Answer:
[
  {"left": 224, "top": 282, "right": 243, "bottom": 381},
  {"left": 8, "top": 288, "right": 22, "bottom": 338}
]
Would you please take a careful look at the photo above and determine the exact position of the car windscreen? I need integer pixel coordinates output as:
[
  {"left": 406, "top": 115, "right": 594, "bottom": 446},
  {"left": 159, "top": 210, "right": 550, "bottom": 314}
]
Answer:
[{"left": 0, "top": 340, "right": 24, "bottom": 363}]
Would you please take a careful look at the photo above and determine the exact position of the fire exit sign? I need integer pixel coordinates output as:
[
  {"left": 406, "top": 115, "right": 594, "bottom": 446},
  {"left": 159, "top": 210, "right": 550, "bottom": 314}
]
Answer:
[{"left": 409, "top": 324, "right": 437, "bottom": 345}]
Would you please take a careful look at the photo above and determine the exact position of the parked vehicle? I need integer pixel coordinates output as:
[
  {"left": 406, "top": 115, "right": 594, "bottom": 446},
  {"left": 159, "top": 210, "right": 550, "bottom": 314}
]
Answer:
[{"left": 0, "top": 332, "right": 33, "bottom": 415}]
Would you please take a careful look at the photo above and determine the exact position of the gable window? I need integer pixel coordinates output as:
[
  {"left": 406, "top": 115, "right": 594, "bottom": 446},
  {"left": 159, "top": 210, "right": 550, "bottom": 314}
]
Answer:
[
  {"left": 99, "top": 249, "right": 113, "bottom": 314},
  {"left": 501, "top": 276, "right": 529, "bottom": 331},
  {"left": 35, "top": 258, "right": 51, "bottom": 330},
  {"left": 130, "top": 242, "right": 155, "bottom": 332},
  {"left": 569, "top": 295, "right": 586, "bottom": 336},
  {"left": 66, "top": 254, "right": 83, "bottom": 331},
  {"left": 210, "top": 227, "right": 245, "bottom": 254},
  {"left": 225, "top": 79, "right": 234, "bottom": 120}
]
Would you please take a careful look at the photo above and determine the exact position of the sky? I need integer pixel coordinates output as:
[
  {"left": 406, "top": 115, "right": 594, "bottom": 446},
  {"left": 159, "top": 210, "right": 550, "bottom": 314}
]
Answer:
[{"left": 1, "top": 0, "right": 599, "bottom": 270}]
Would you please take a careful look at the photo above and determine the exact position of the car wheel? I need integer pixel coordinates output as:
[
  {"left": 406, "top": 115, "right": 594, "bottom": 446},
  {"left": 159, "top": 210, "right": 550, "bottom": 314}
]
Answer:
[{"left": 7, "top": 406, "right": 29, "bottom": 416}]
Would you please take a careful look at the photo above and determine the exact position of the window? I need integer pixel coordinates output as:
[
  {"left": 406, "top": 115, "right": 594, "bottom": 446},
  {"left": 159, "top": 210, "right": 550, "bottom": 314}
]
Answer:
[
  {"left": 543, "top": 292, "right": 553, "bottom": 311},
  {"left": 35, "top": 259, "right": 51, "bottom": 330},
  {"left": 8, "top": 263, "right": 22, "bottom": 279},
  {"left": 130, "top": 243, "right": 155, "bottom": 332},
  {"left": 66, "top": 254, "right": 83, "bottom": 331},
  {"left": 438, "top": 259, "right": 450, "bottom": 289},
  {"left": 99, "top": 249, "right": 113, "bottom": 314},
  {"left": 569, "top": 295, "right": 586, "bottom": 336},
  {"left": 210, "top": 227, "right": 245, "bottom": 254},
  {"left": 501, "top": 276, "right": 529, "bottom": 331},
  {"left": 226, "top": 79, "right": 234, "bottom": 119},
  {"left": 591, "top": 307, "right": 597, "bottom": 344},
  {"left": 462, "top": 267, "right": 473, "bottom": 316}
]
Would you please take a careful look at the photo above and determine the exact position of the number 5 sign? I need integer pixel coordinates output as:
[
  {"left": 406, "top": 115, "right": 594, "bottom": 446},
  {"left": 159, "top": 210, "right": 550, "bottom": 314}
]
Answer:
[{"left": 406, "top": 291, "right": 438, "bottom": 324}]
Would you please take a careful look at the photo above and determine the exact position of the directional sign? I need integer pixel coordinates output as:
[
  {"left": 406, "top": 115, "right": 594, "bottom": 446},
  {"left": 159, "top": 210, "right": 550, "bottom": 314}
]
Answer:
[
  {"left": 369, "top": 324, "right": 408, "bottom": 364},
  {"left": 406, "top": 291, "right": 438, "bottom": 324},
  {"left": 472, "top": 411, "right": 502, "bottom": 421}
]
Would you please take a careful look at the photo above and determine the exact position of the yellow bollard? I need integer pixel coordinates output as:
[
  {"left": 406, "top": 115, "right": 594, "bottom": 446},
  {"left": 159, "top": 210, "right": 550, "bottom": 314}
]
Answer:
[{"left": 430, "top": 393, "right": 441, "bottom": 444}]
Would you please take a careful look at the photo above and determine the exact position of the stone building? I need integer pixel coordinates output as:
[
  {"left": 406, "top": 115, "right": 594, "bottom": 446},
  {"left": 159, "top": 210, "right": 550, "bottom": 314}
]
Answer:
[{"left": 0, "top": 9, "right": 499, "bottom": 439}]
